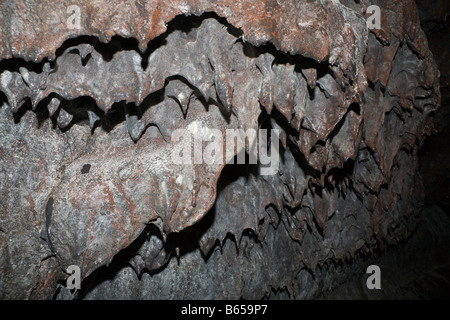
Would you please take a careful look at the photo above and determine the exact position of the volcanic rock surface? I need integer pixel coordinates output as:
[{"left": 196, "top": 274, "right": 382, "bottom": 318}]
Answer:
[{"left": 0, "top": 0, "right": 442, "bottom": 299}]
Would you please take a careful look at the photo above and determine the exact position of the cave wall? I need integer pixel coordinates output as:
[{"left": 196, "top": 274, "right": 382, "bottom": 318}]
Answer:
[
  {"left": 0, "top": 0, "right": 441, "bottom": 299},
  {"left": 416, "top": 0, "right": 450, "bottom": 211}
]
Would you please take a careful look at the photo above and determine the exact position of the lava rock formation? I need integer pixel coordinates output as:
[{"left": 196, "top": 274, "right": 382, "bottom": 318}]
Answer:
[{"left": 0, "top": 0, "right": 443, "bottom": 299}]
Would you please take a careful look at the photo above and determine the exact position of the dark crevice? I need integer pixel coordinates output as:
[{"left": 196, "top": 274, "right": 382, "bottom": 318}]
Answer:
[{"left": 259, "top": 105, "right": 320, "bottom": 178}]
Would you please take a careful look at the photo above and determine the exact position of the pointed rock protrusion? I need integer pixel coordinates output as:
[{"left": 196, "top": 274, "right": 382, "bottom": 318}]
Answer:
[
  {"left": 87, "top": 110, "right": 100, "bottom": 131},
  {"left": 302, "top": 68, "right": 317, "bottom": 89},
  {"left": 126, "top": 113, "right": 146, "bottom": 142},
  {"left": 47, "top": 97, "right": 61, "bottom": 117},
  {"left": 214, "top": 74, "right": 233, "bottom": 113},
  {"left": 57, "top": 108, "right": 73, "bottom": 128},
  {"left": 129, "top": 255, "right": 145, "bottom": 276},
  {"left": 0, "top": 70, "right": 31, "bottom": 113},
  {"left": 165, "top": 79, "right": 193, "bottom": 117}
]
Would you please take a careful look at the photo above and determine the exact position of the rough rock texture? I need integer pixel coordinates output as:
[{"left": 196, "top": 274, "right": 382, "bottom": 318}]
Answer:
[
  {"left": 322, "top": 205, "right": 450, "bottom": 300},
  {"left": 0, "top": 0, "right": 441, "bottom": 299}
]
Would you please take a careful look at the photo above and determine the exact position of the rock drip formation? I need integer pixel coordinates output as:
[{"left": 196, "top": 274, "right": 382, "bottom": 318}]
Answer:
[{"left": 0, "top": 0, "right": 441, "bottom": 299}]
